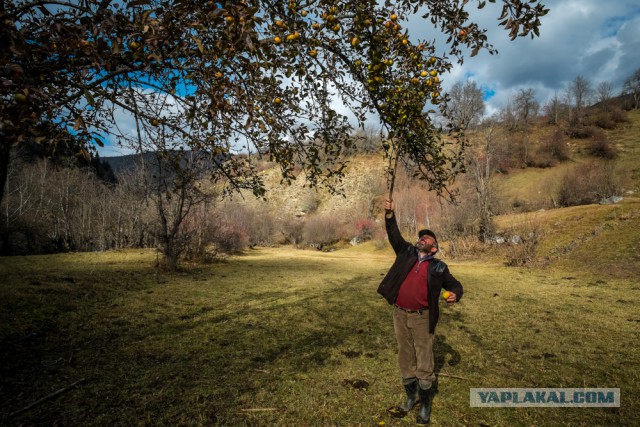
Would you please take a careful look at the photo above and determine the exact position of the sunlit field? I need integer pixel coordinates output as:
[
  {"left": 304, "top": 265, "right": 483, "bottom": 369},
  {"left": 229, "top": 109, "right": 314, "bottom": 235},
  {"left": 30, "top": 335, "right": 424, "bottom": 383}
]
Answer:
[{"left": 1, "top": 245, "right": 638, "bottom": 426}]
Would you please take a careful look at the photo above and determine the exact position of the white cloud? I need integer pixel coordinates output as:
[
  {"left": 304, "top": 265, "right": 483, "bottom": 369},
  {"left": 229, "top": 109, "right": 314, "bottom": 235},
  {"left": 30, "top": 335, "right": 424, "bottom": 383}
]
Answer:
[{"left": 407, "top": 0, "right": 640, "bottom": 116}]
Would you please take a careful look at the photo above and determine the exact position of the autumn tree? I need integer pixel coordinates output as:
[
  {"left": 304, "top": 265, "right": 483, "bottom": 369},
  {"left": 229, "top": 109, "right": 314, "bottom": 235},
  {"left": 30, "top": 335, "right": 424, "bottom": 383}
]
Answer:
[{"left": 1, "top": 0, "right": 549, "bottom": 209}]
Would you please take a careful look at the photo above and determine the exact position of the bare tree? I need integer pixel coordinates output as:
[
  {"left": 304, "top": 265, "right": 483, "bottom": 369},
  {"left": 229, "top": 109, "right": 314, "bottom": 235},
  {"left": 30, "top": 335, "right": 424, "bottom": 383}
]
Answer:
[
  {"left": 623, "top": 68, "right": 640, "bottom": 109},
  {"left": 467, "top": 121, "right": 499, "bottom": 242},
  {"left": 596, "top": 81, "right": 614, "bottom": 111},
  {"left": 567, "top": 75, "right": 593, "bottom": 127},
  {"left": 446, "top": 80, "right": 486, "bottom": 129},
  {"left": 500, "top": 97, "right": 518, "bottom": 132},
  {"left": 513, "top": 88, "right": 540, "bottom": 127},
  {"left": 542, "top": 92, "right": 567, "bottom": 125},
  {"left": 500, "top": 89, "right": 538, "bottom": 167},
  {"left": 149, "top": 150, "right": 216, "bottom": 270}
]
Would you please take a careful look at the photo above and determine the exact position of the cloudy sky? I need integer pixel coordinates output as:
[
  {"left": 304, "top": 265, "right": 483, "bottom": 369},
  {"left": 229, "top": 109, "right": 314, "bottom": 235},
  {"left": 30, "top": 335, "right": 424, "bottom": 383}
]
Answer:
[
  {"left": 98, "top": 0, "right": 640, "bottom": 157},
  {"left": 417, "top": 0, "right": 640, "bottom": 117}
]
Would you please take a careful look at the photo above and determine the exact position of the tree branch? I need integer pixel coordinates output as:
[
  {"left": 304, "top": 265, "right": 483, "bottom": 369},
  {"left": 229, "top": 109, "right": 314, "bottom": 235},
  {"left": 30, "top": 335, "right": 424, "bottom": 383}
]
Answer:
[{"left": 10, "top": 378, "right": 87, "bottom": 416}]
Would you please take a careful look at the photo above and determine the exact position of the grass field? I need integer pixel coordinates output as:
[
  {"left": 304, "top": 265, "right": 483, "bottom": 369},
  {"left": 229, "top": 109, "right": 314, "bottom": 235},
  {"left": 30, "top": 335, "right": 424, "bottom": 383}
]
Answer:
[{"left": 1, "top": 240, "right": 639, "bottom": 426}]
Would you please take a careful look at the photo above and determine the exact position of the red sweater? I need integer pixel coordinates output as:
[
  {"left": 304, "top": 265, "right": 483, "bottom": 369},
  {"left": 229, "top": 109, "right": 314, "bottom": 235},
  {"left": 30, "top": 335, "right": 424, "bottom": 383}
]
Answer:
[{"left": 395, "top": 258, "right": 429, "bottom": 310}]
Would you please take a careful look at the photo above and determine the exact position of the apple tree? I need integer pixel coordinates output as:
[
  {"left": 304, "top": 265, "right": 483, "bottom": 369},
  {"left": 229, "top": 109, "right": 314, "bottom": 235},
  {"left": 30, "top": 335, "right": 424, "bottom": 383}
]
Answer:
[{"left": 1, "top": 0, "right": 549, "bottom": 206}]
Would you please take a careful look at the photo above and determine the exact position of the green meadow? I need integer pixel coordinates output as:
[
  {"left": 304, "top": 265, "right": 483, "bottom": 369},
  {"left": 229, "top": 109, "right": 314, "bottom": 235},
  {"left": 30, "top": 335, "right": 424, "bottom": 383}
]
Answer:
[{"left": 1, "top": 234, "right": 639, "bottom": 426}]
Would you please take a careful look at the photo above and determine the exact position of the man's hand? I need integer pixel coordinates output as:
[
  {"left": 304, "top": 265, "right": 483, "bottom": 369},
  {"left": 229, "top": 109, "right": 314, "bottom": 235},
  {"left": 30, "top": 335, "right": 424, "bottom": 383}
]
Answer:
[
  {"left": 442, "top": 290, "right": 457, "bottom": 304},
  {"left": 384, "top": 199, "right": 395, "bottom": 212}
]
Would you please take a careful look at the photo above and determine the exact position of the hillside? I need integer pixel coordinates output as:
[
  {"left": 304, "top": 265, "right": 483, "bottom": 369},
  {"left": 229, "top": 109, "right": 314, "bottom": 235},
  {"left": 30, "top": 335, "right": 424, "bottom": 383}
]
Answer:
[
  {"left": 245, "top": 109, "right": 640, "bottom": 277},
  {"left": 493, "top": 110, "right": 640, "bottom": 277},
  {"left": 101, "top": 110, "right": 640, "bottom": 277}
]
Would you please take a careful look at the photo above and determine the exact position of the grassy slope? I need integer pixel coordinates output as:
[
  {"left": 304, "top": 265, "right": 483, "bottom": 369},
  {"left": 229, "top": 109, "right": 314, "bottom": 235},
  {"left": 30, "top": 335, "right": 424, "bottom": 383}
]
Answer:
[
  {"left": 497, "top": 109, "right": 640, "bottom": 207},
  {"left": 493, "top": 109, "right": 640, "bottom": 278},
  {"left": 1, "top": 247, "right": 638, "bottom": 426}
]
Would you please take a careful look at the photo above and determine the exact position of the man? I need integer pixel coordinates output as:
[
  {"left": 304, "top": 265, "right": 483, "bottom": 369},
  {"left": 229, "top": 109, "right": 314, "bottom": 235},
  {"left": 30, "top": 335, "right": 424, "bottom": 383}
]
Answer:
[{"left": 378, "top": 199, "right": 463, "bottom": 425}]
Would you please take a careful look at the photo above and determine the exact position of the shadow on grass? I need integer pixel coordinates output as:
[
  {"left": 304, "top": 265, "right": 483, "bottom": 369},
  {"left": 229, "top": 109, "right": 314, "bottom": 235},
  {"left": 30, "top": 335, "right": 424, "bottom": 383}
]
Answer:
[{"left": 1, "top": 266, "right": 392, "bottom": 425}]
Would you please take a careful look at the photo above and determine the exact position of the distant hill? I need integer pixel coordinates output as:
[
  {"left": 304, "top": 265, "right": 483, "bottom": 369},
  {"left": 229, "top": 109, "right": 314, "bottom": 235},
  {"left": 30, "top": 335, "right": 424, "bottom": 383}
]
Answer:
[
  {"left": 102, "top": 150, "right": 229, "bottom": 179},
  {"left": 102, "top": 152, "right": 161, "bottom": 176}
]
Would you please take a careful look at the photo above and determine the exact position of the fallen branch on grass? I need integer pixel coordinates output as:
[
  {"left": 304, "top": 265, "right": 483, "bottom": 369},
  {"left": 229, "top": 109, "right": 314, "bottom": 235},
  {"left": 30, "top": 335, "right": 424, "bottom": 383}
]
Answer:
[
  {"left": 436, "top": 372, "right": 469, "bottom": 381},
  {"left": 240, "top": 408, "right": 278, "bottom": 412},
  {"left": 11, "top": 378, "right": 87, "bottom": 416}
]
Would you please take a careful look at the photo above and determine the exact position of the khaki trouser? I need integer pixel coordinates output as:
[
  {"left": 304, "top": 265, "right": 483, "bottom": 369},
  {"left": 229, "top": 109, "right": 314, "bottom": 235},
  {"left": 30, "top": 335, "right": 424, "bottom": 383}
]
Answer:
[{"left": 393, "top": 306, "right": 436, "bottom": 390}]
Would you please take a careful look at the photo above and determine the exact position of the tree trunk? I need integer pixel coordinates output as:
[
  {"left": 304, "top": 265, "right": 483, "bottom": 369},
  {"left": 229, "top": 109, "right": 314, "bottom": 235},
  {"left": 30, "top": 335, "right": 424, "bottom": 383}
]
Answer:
[{"left": 0, "top": 140, "right": 11, "bottom": 207}]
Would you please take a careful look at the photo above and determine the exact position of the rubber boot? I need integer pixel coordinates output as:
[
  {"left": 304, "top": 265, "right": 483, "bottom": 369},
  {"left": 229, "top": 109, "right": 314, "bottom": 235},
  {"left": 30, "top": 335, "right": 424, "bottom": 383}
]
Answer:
[
  {"left": 401, "top": 378, "right": 419, "bottom": 411},
  {"left": 416, "top": 386, "right": 432, "bottom": 425}
]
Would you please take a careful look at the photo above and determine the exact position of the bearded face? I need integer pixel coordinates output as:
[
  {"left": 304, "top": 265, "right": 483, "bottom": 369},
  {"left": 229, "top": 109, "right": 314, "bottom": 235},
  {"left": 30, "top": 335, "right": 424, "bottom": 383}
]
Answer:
[{"left": 416, "top": 235, "right": 437, "bottom": 254}]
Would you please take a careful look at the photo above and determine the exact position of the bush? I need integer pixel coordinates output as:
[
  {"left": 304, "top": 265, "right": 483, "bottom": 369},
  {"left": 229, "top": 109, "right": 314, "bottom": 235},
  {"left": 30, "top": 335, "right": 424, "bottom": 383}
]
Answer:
[
  {"left": 592, "top": 112, "right": 616, "bottom": 130},
  {"left": 302, "top": 214, "right": 345, "bottom": 248},
  {"left": 609, "top": 108, "right": 628, "bottom": 124},
  {"left": 557, "top": 161, "right": 618, "bottom": 207},
  {"left": 587, "top": 130, "right": 617, "bottom": 159},
  {"left": 505, "top": 229, "right": 542, "bottom": 266},
  {"left": 354, "top": 218, "right": 376, "bottom": 241},
  {"left": 591, "top": 108, "right": 628, "bottom": 129},
  {"left": 529, "top": 128, "right": 570, "bottom": 168},
  {"left": 545, "top": 128, "right": 570, "bottom": 161},
  {"left": 300, "top": 190, "right": 322, "bottom": 214},
  {"left": 491, "top": 216, "right": 544, "bottom": 266},
  {"left": 567, "top": 125, "right": 596, "bottom": 139},
  {"left": 528, "top": 149, "right": 557, "bottom": 168},
  {"left": 213, "top": 201, "right": 278, "bottom": 248},
  {"left": 446, "top": 236, "right": 489, "bottom": 258},
  {"left": 280, "top": 217, "right": 305, "bottom": 246},
  {"left": 211, "top": 222, "right": 248, "bottom": 253}
]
